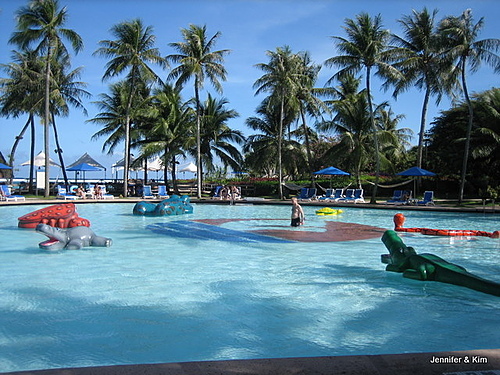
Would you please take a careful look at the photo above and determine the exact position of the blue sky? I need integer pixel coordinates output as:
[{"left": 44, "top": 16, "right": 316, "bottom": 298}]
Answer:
[{"left": 1, "top": 0, "right": 499, "bottom": 179}]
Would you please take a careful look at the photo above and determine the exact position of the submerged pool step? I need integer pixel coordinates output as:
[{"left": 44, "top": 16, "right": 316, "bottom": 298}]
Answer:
[{"left": 146, "top": 220, "right": 293, "bottom": 243}]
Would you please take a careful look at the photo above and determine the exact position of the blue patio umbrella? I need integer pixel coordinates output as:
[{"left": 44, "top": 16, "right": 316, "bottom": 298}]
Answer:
[
  {"left": 0, "top": 163, "right": 13, "bottom": 169},
  {"left": 396, "top": 166, "right": 436, "bottom": 177},
  {"left": 396, "top": 166, "right": 436, "bottom": 196},
  {"left": 314, "top": 166, "right": 350, "bottom": 188},
  {"left": 67, "top": 162, "right": 102, "bottom": 183},
  {"left": 314, "top": 166, "right": 350, "bottom": 176}
]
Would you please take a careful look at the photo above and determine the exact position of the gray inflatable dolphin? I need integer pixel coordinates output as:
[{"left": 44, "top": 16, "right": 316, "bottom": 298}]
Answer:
[{"left": 36, "top": 223, "right": 112, "bottom": 250}]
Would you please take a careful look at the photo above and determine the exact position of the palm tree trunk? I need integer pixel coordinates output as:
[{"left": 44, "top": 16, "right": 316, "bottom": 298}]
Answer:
[
  {"left": 195, "top": 80, "right": 202, "bottom": 199},
  {"left": 8, "top": 117, "right": 31, "bottom": 184},
  {"left": 171, "top": 155, "right": 179, "bottom": 195},
  {"left": 52, "top": 114, "right": 70, "bottom": 191},
  {"left": 278, "top": 95, "right": 284, "bottom": 200},
  {"left": 44, "top": 55, "right": 51, "bottom": 197},
  {"left": 300, "top": 107, "right": 315, "bottom": 186},
  {"left": 29, "top": 115, "right": 36, "bottom": 194},
  {"left": 459, "top": 59, "right": 473, "bottom": 204},
  {"left": 143, "top": 159, "right": 148, "bottom": 185},
  {"left": 366, "top": 66, "right": 380, "bottom": 204},
  {"left": 417, "top": 87, "right": 431, "bottom": 168}
]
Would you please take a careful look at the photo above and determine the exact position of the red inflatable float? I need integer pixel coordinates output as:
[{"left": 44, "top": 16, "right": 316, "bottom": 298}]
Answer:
[
  {"left": 393, "top": 213, "right": 499, "bottom": 238},
  {"left": 18, "top": 203, "right": 90, "bottom": 229}
]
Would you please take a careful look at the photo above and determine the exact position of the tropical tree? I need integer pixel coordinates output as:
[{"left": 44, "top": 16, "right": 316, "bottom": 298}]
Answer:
[
  {"left": 10, "top": 0, "right": 83, "bottom": 196},
  {"left": 254, "top": 46, "right": 305, "bottom": 199},
  {"left": 139, "top": 84, "right": 195, "bottom": 193},
  {"left": 388, "top": 8, "right": 452, "bottom": 169},
  {"left": 167, "top": 24, "right": 230, "bottom": 198},
  {"left": 0, "top": 49, "right": 43, "bottom": 191},
  {"left": 438, "top": 9, "right": 500, "bottom": 202},
  {"left": 94, "top": 18, "right": 165, "bottom": 197},
  {"left": 196, "top": 94, "right": 244, "bottom": 176},
  {"left": 325, "top": 12, "right": 400, "bottom": 203}
]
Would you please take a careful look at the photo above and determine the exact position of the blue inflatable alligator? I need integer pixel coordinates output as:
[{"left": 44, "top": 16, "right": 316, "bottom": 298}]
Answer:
[
  {"left": 133, "top": 195, "right": 194, "bottom": 216},
  {"left": 381, "top": 230, "right": 500, "bottom": 297}
]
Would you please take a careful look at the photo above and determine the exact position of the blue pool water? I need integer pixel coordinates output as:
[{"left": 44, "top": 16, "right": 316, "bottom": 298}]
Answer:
[{"left": 0, "top": 203, "right": 499, "bottom": 373}]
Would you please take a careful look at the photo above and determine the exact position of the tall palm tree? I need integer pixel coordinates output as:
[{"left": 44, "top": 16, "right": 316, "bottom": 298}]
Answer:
[
  {"left": 389, "top": 8, "right": 452, "bottom": 169},
  {"left": 325, "top": 13, "right": 399, "bottom": 203},
  {"left": 94, "top": 18, "right": 165, "bottom": 197},
  {"left": 254, "top": 46, "right": 304, "bottom": 199},
  {"left": 438, "top": 9, "right": 500, "bottom": 202},
  {"left": 167, "top": 24, "right": 230, "bottom": 198},
  {"left": 10, "top": 0, "right": 83, "bottom": 196},
  {"left": 0, "top": 49, "right": 43, "bottom": 191},
  {"left": 197, "top": 94, "right": 244, "bottom": 175}
]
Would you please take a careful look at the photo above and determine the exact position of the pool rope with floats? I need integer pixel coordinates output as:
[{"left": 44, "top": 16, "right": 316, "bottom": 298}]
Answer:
[{"left": 393, "top": 213, "right": 500, "bottom": 238}]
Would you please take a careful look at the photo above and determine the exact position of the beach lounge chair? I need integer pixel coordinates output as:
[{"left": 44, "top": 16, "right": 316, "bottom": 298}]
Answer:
[
  {"left": 142, "top": 185, "right": 154, "bottom": 199},
  {"left": 297, "top": 188, "right": 309, "bottom": 200},
  {"left": 330, "top": 188, "right": 344, "bottom": 201},
  {"left": 56, "top": 186, "right": 79, "bottom": 200},
  {"left": 212, "top": 185, "right": 223, "bottom": 199},
  {"left": 157, "top": 185, "right": 169, "bottom": 198},
  {"left": 340, "top": 188, "right": 365, "bottom": 203},
  {"left": 318, "top": 188, "right": 334, "bottom": 201},
  {"left": 99, "top": 185, "right": 114, "bottom": 199},
  {"left": 417, "top": 191, "right": 435, "bottom": 206},
  {"left": 385, "top": 189, "right": 411, "bottom": 205},
  {"left": 299, "top": 188, "right": 316, "bottom": 201},
  {"left": 1, "top": 185, "right": 26, "bottom": 202},
  {"left": 338, "top": 188, "right": 354, "bottom": 202}
]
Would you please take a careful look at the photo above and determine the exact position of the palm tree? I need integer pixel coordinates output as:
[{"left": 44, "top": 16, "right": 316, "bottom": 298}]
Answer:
[
  {"left": 94, "top": 18, "right": 165, "bottom": 197},
  {"left": 325, "top": 13, "right": 399, "bottom": 203},
  {"left": 438, "top": 9, "right": 500, "bottom": 202},
  {"left": 197, "top": 94, "right": 244, "bottom": 175},
  {"left": 254, "top": 46, "right": 304, "bottom": 199},
  {"left": 167, "top": 24, "right": 230, "bottom": 198},
  {"left": 389, "top": 8, "right": 452, "bottom": 169},
  {"left": 0, "top": 49, "right": 43, "bottom": 191},
  {"left": 10, "top": 0, "right": 83, "bottom": 196}
]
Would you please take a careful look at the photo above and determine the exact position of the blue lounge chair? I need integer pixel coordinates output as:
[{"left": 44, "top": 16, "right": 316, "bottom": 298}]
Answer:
[
  {"left": 318, "top": 188, "right": 334, "bottom": 201},
  {"left": 338, "top": 188, "right": 354, "bottom": 202},
  {"left": 299, "top": 188, "right": 317, "bottom": 201},
  {"left": 142, "top": 185, "right": 154, "bottom": 199},
  {"left": 298, "top": 188, "right": 309, "bottom": 200},
  {"left": 330, "top": 188, "right": 344, "bottom": 201},
  {"left": 157, "top": 185, "right": 169, "bottom": 198},
  {"left": 386, "top": 190, "right": 411, "bottom": 205},
  {"left": 212, "top": 185, "right": 223, "bottom": 199},
  {"left": 1, "top": 185, "right": 26, "bottom": 202},
  {"left": 56, "top": 186, "right": 79, "bottom": 200},
  {"left": 417, "top": 191, "right": 435, "bottom": 206}
]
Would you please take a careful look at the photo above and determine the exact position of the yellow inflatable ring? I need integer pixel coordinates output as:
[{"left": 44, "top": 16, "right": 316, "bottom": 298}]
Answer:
[{"left": 315, "top": 207, "right": 343, "bottom": 216}]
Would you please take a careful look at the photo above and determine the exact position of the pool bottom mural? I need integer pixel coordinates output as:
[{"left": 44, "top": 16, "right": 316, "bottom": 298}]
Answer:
[
  {"left": 381, "top": 230, "right": 500, "bottom": 297},
  {"left": 147, "top": 218, "right": 385, "bottom": 243}
]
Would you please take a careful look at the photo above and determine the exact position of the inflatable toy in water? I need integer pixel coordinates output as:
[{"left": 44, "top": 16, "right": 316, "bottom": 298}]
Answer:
[
  {"left": 36, "top": 223, "right": 112, "bottom": 251},
  {"left": 133, "top": 195, "right": 194, "bottom": 216},
  {"left": 381, "top": 230, "right": 500, "bottom": 296},
  {"left": 18, "top": 203, "right": 90, "bottom": 229},
  {"left": 315, "top": 207, "right": 343, "bottom": 216},
  {"left": 393, "top": 213, "right": 499, "bottom": 238}
]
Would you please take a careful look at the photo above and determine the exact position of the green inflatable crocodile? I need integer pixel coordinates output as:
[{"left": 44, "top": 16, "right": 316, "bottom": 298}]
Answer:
[{"left": 381, "top": 230, "right": 500, "bottom": 297}]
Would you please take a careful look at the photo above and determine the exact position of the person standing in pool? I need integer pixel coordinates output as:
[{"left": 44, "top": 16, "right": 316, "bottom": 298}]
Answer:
[{"left": 291, "top": 197, "right": 305, "bottom": 227}]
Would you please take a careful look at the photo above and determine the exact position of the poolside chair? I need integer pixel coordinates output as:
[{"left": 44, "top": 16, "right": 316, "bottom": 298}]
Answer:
[
  {"left": 338, "top": 188, "right": 354, "bottom": 202},
  {"left": 340, "top": 188, "right": 365, "bottom": 203},
  {"left": 330, "top": 188, "right": 344, "bottom": 202},
  {"left": 385, "top": 189, "right": 411, "bottom": 205},
  {"left": 297, "top": 188, "right": 309, "bottom": 200},
  {"left": 417, "top": 191, "right": 435, "bottom": 206},
  {"left": 142, "top": 185, "right": 154, "bottom": 199},
  {"left": 212, "top": 185, "right": 223, "bottom": 199},
  {"left": 318, "top": 188, "right": 334, "bottom": 201},
  {"left": 157, "top": 185, "right": 169, "bottom": 198},
  {"left": 56, "top": 186, "right": 79, "bottom": 200},
  {"left": 99, "top": 185, "right": 115, "bottom": 200},
  {"left": 299, "top": 188, "right": 316, "bottom": 201},
  {"left": 1, "top": 185, "right": 26, "bottom": 202}
]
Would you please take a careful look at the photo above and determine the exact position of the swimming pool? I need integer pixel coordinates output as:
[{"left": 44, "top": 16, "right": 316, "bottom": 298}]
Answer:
[{"left": 0, "top": 202, "right": 499, "bottom": 373}]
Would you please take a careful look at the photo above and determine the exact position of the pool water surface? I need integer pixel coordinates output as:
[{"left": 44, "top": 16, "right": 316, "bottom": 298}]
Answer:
[{"left": 0, "top": 202, "right": 499, "bottom": 373}]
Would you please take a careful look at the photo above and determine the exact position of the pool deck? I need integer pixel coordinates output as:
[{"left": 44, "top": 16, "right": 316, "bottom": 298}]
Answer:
[
  {"left": 2, "top": 349, "right": 500, "bottom": 375},
  {"left": 1, "top": 196, "right": 499, "bottom": 214},
  {"left": 2, "top": 198, "right": 499, "bottom": 375}
]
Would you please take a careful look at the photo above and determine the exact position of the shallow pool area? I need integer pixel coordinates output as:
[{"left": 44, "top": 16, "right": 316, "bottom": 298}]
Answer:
[{"left": 0, "top": 203, "right": 499, "bottom": 373}]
